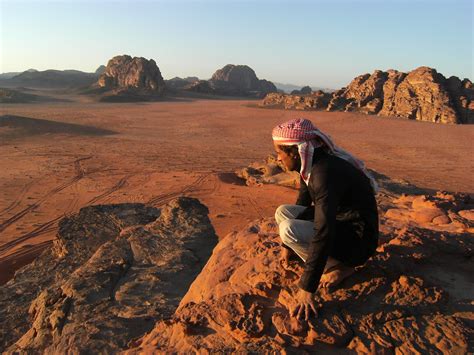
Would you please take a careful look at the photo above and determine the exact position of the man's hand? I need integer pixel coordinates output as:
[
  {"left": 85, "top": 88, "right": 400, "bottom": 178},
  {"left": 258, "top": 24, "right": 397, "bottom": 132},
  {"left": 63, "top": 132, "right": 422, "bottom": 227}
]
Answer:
[{"left": 291, "top": 289, "right": 318, "bottom": 321}]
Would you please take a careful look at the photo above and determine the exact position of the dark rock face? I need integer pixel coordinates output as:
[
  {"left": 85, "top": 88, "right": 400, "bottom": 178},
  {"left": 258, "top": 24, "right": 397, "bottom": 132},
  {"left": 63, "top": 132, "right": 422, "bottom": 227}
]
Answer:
[
  {"left": 327, "top": 67, "right": 473, "bottom": 124},
  {"left": 97, "top": 55, "right": 165, "bottom": 97},
  {"left": 188, "top": 64, "right": 276, "bottom": 97},
  {"left": 291, "top": 85, "right": 312, "bottom": 95},
  {"left": 0, "top": 197, "right": 217, "bottom": 353}
]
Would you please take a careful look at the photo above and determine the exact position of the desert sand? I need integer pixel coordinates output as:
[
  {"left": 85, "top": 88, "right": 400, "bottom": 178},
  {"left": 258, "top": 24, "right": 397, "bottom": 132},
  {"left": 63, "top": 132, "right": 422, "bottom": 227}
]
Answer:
[{"left": 1, "top": 93, "right": 473, "bottom": 284}]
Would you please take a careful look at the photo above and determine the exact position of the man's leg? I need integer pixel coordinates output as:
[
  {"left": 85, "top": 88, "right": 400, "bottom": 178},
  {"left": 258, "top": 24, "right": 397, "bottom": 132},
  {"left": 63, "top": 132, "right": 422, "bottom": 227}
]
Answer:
[
  {"left": 278, "top": 218, "right": 314, "bottom": 261},
  {"left": 275, "top": 204, "right": 307, "bottom": 225},
  {"left": 276, "top": 204, "right": 342, "bottom": 271}
]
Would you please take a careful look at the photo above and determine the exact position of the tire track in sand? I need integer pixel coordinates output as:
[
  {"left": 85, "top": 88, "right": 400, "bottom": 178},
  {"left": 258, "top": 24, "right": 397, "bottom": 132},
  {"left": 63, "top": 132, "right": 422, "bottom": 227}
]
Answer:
[
  {"left": 147, "top": 173, "right": 211, "bottom": 207},
  {"left": 0, "top": 156, "right": 92, "bottom": 234}
]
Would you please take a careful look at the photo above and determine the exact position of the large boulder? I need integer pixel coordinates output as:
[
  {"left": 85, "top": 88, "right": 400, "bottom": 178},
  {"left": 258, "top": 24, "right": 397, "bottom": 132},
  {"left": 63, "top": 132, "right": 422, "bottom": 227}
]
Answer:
[
  {"left": 0, "top": 198, "right": 217, "bottom": 353},
  {"left": 97, "top": 55, "right": 165, "bottom": 97}
]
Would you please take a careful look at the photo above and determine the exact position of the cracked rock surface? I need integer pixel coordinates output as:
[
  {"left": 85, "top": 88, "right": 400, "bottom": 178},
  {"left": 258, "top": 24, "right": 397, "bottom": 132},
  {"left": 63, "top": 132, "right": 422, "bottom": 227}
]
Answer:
[{"left": 0, "top": 197, "right": 217, "bottom": 353}]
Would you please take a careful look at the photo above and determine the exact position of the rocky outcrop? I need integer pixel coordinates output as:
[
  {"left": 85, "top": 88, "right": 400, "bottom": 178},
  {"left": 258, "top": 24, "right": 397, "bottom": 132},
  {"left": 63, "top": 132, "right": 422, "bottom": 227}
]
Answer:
[
  {"left": 328, "top": 67, "right": 473, "bottom": 124},
  {"left": 185, "top": 64, "right": 276, "bottom": 97},
  {"left": 165, "top": 76, "right": 199, "bottom": 90},
  {"left": 262, "top": 67, "right": 473, "bottom": 124},
  {"left": 0, "top": 198, "right": 217, "bottom": 353},
  {"left": 261, "top": 90, "right": 331, "bottom": 110},
  {"left": 96, "top": 55, "right": 165, "bottom": 100},
  {"left": 131, "top": 183, "right": 473, "bottom": 353},
  {"left": 236, "top": 155, "right": 299, "bottom": 187}
]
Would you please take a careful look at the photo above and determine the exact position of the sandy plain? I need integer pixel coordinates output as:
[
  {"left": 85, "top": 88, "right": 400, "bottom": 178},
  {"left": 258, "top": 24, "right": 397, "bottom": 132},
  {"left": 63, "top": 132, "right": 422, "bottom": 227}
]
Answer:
[{"left": 1, "top": 92, "right": 473, "bottom": 284}]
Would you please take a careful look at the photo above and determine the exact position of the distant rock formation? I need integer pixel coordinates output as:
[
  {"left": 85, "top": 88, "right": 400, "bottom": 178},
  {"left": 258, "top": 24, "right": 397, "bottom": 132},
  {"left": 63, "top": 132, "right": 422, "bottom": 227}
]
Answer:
[
  {"left": 328, "top": 67, "right": 473, "bottom": 124},
  {"left": 210, "top": 64, "right": 277, "bottom": 97},
  {"left": 186, "top": 64, "right": 276, "bottom": 98},
  {"left": 97, "top": 55, "right": 165, "bottom": 99},
  {"left": 0, "top": 70, "right": 97, "bottom": 89},
  {"left": 261, "top": 90, "right": 331, "bottom": 110},
  {"left": 291, "top": 85, "right": 312, "bottom": 95},
  {"left": 0, "top": 69, "right": 38, "bottom": 80},
  {"left": 95, "top": 65, "right": 106, "bottom": 75},
  {"left": 165, "top": 76, "right": 200, "bottom": 90},
  {"left": 184, "top": 80, "right": 215, "bottom": 94},
  {"left": 261, "top": 67, "right": 473, "bottom": 124},
  {"left": 0, "top": 198, "right": 217, "bottom": 353}
]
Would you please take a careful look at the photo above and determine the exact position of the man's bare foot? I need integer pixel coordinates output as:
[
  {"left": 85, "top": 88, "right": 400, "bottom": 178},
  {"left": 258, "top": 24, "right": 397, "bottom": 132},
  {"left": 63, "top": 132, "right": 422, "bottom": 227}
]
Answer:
[
  {"left": 320, "top": 264, "right": 355, "bottom": 288},
  {"left": 280, "top": 247, "right": 300, "bottom": 272}
]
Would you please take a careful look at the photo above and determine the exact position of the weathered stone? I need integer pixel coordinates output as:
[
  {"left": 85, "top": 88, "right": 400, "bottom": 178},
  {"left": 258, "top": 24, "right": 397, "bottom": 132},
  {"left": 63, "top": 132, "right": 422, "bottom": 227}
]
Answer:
[{"left": 0, "top": 198, "right": 217, "bottom": 353}]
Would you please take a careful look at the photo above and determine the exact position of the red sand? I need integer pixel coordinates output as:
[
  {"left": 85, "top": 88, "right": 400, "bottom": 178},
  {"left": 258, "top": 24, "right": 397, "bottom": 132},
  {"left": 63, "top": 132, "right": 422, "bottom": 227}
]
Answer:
[{"left": 1, "top": 97, "right": 473, "bottom": 284}]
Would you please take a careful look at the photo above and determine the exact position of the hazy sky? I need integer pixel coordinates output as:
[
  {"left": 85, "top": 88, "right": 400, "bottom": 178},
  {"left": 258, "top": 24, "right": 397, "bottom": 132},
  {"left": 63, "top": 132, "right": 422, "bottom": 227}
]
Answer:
[{"left": 1, "top": 0, "right": 472, "bottom": 88}]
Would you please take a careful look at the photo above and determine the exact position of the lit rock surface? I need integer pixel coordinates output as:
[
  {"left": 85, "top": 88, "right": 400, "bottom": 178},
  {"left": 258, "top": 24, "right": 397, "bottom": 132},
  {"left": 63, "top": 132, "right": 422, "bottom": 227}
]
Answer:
[
  {"left": 261, "top": 66, "right": 473, "bottom": 124},
  {"left": 96, "top": 55, "right": 166, "bottom": 101},
  {"left": 0, "top": 197, "right": 217, "bottom": 353}
]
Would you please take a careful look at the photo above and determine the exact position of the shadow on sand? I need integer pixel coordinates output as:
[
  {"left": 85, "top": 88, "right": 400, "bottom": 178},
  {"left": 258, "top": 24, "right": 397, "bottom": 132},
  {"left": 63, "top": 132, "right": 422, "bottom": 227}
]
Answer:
[{"left": 0, "top": 115, "right": 117, "bottom": 139}]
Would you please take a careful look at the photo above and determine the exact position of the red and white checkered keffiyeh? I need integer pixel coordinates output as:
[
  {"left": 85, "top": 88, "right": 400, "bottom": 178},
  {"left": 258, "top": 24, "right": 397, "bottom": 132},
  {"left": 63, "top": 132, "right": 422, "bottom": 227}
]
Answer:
[{"left": 272, "top": 118, "right": 378, "bottom": 192}]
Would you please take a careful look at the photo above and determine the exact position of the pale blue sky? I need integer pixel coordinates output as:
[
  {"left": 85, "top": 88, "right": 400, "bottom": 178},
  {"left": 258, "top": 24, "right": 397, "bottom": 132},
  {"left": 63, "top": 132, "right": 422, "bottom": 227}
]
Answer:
[{"left": 1, "top": 0, "right": 472, "bottom": 88}]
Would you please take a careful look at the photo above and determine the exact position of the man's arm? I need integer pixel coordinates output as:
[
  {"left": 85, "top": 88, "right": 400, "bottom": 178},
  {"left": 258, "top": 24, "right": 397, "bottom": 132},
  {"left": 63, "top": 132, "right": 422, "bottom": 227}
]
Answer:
[{"left": 298, "top": 162, "right": 345, "bottom": 293}]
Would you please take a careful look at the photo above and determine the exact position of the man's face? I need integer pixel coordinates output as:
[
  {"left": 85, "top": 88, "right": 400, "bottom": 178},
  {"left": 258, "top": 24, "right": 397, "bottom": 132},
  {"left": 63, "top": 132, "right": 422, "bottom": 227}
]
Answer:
[{"left": 274, "top": 143, "right": 299, "bottom": 172}]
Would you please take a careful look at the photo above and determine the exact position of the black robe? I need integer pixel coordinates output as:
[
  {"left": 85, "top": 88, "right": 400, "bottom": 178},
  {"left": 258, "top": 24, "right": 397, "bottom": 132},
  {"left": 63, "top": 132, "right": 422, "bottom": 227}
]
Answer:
[{"left": 295, "top": 147, "right": 379, "bottom": 293}]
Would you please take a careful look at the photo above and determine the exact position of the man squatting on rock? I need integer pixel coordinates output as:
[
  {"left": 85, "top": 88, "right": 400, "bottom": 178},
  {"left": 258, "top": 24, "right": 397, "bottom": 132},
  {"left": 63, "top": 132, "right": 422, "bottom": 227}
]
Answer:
[{"left": 272, "top": 118, "right": 379, "bottom": 320}]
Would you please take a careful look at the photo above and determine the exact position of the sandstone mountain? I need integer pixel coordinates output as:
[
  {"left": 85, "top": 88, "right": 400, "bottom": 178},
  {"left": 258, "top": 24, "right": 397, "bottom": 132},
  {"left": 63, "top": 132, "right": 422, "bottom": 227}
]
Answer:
[
  {"left": 0, "top": 69, "right": 38, "bottom": 80},
  {"left": 96, "top": 55, "right": 166, "bottom": 101},
  {"left": 186, "top": 64, "right": 277, "bottom": 98},
  {"left": 0, "top": 69, "right": 97, "bottom": 89},
  {"left": 261, "top": 66, "right": 473, "bottom": 124}
]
